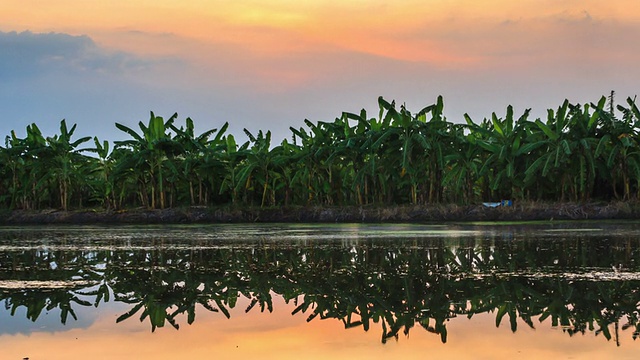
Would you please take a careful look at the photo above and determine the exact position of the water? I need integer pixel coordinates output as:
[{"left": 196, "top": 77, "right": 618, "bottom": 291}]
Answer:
[{"left": 0, "top": 222, "right": 639, "bottom": 359}]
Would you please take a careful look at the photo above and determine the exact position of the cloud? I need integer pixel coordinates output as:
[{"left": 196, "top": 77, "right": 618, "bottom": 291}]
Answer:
[
  {"left": 0, "top": 30, "right": 164, "bottom": 81},
  {"left": 0, "top": 30, "right": 199, "bottom": 141}
]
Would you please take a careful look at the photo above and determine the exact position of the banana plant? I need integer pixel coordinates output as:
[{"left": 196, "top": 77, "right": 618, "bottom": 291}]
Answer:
[
  {"left": 170, "top": 118, "right": 228, "bottom": 205},
  {"left": 235, "top": 129, "right": 275, "bottom": 207},
  {"left": 594, "top": 97, "right": 640, "bottom": 200},
  {"left": 43, "top": 120, "right": 92, "bottom": 210},
  {"left": 467, "top": 106, "right": 532, "bottom": 200},
  {"left": 565, "top": 101, "right": 602, "bottom": 201},
  {"left": 86, "top": 137, "right": 116, "bottom": 209},
  {"left": 270, "top": 138, "right": 301, "bottom": 206},
  {"left": 1, "top": 132, "right": 28, "bottom": 208},
  {"left": 522, "top": 100, "right": 574, "bottom": 200},
  {"left": 376, "top": 97, "right": 428, "bottom": 204},
  {"left": 443, "top": 125, "right": 482, "bottom": 204},
  {"left": 115, "top": 112, "right": 182, "bottom": 209},
  {"left": 5, "top": 124, "right": 50, "bottom": 209},
  {"left": 218, "top": 133, "right": 249, "bottom": 204}
]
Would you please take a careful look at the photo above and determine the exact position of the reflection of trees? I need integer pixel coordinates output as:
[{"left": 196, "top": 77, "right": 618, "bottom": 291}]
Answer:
[
  {"left": 0, "top": 246, "right": 96, "bottom": 324},
  {"left": 1, "top": 233, "right": 640, "bottom": 344},
  {"left": 3, "top": 288, "right": 90, "bottom": 324}
]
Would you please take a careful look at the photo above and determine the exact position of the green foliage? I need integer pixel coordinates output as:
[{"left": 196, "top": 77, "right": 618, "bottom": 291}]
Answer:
[{"left": 1, "top": 94, "right": 640, "bottom": 210}]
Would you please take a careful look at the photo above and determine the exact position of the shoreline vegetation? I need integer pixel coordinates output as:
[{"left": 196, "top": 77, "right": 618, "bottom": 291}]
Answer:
[
  {"left": 2, "top": 201, "right": 639, "bottom": 225},
  {"left": 2, "top": 93, "right": 640, "bottom": 223}
]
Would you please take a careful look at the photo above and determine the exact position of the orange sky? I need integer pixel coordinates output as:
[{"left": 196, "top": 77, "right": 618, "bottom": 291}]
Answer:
[
  {"left": 6, "top": 1, "right": 640, "bottom": 63},
  {"left": 1, "top": 0, "right": 639, "bottom": 142}
]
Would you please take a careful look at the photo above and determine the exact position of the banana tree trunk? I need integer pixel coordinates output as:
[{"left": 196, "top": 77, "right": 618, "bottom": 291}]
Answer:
[
  {"left": 189, "top": 181, "right": 195, "bottom": 205},
  {"left": 261, "top": 173, "right": 269, "bottom": 207},
  {"left": 59, "top": 180, "right": 67, "bottom": 211},
  {"left": 355, "top": 184, "right": 362, "bottom": 206},
  {"left": 158, "top": 167, "right": 165, "bottom": 209},
  {"left": 150, "top": 184, "right": 156, "bottom": 209},
  {"left": 411, "top": 181, "right": 417, "bottom": 205}
]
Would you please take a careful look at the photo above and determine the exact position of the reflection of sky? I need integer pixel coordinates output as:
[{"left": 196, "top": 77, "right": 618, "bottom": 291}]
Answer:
[
  {"left": 0, "top": 288, "right": 138, "bottom": 335},
  {"left": 1, "top": 295, "right": 637, "bottom": 360},
  {"left": 0, "top": 299, "right": 97, "bottom": 335}
]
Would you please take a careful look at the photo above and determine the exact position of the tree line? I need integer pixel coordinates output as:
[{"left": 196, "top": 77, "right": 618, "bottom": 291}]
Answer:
[{"left": 1, "top": 93, "right": 639, "bottom": 210}]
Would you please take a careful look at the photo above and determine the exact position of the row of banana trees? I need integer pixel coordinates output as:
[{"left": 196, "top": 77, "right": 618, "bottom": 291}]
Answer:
[{"left": 1, "top": 94, "right": 640, "bottom": 210}]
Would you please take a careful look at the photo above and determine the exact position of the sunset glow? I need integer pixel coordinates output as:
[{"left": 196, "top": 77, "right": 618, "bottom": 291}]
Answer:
[{"left": 6, "top": 1, "right": 640, "bottom": 62}]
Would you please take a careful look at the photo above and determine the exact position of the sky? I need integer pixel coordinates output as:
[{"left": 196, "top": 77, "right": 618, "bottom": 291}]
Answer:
[{"left": 1, "top": 0, "right": 639, "bottom": 144}]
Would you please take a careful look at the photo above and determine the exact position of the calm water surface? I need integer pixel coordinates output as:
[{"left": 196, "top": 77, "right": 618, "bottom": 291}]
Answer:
[{"left": 1, "top": 222, "right": 639, "bottom": 359}]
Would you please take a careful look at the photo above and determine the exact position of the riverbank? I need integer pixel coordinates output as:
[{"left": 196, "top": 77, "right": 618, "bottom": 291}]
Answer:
[{"left": 1, "top": 201, "right": 639, "bottom": 225}]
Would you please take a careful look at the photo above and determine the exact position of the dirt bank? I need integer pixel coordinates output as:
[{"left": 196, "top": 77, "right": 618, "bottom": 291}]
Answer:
[{"left": 1, "top": 202, "right": 639, "bottom": 225}]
